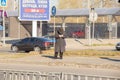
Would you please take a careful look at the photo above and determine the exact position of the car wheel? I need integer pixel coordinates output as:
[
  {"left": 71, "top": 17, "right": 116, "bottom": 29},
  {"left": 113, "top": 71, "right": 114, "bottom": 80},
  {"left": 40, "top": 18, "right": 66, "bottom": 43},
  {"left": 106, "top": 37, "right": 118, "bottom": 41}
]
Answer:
[
  {"left": 25, "top": 51, "right": 30, "bottom": 53},
  {"left": 34, "top": 46, "right": 41, "bottom": 52},
  {"left": 12, "top": 46, "right": 18, "bottom": 52},
  {"left": 116, "top": 48, "right": 120, "bottom": 51}
]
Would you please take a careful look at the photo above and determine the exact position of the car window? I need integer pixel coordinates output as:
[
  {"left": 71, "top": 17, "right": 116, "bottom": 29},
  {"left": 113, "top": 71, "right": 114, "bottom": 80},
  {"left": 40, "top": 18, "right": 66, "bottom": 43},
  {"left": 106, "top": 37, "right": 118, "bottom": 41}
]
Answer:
[
  {"left": 36, "top": 39, "right": 42, "bottom": 43},
  {"left": 29, "top": 38, "right": 41, "bottom": 43},
  {"left": 30, "top": 38, "right": 35, "bottom": 42},
  {"left": 21, "top": 38, "right": 29, "bottom": 43}
]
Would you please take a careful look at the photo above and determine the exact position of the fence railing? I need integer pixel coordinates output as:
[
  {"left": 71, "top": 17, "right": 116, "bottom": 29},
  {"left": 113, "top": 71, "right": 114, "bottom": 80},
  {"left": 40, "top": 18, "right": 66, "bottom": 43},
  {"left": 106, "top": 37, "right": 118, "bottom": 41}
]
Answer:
[{"left": 0, "top": 70, "right": 120, "bottom": 80}]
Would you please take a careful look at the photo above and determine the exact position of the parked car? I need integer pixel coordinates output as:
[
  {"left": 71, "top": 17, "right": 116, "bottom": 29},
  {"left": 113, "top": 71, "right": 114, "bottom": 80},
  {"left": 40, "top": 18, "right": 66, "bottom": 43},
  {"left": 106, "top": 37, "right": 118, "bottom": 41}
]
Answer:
[
  {"left": 72, "top": 31, "right": 85, "bottom": 38},
  {"left": 11, "top": 37, "right": 53, "bottom": 52},
  {"left": 115, "top": 42, "right": 120, "bottom": 51}
]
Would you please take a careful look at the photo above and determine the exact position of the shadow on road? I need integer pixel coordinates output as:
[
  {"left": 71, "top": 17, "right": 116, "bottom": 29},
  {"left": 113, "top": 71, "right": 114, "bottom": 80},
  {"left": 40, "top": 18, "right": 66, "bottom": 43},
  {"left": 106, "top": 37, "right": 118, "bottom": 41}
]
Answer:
[
  {"left": 100, "top": 57, "right": 120, "bottom": 62},
  {"left": 96, "top": 38, "right": 103, "bottom": 42},
  {"left": 74, "top": 39, "right": 84, "bottom": 45},
  {"left": 42, "top": 55, "right": 55, "bottom": 59}
]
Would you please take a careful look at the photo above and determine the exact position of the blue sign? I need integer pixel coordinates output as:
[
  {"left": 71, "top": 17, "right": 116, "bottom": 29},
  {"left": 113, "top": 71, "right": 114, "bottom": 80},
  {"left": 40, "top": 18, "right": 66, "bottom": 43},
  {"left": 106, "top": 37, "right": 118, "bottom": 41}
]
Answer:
[
  {"left": 0, "top": 25, "right": 3, "bottom": 30},
  {"left": 19, "top": 0, "right": 50, "bottom": 21},
  {"left": 51, "top": 6, "right": 56, "bottom": 16},
  {"left": 0, "top": 0, "right": 7, "bottom": 6}
]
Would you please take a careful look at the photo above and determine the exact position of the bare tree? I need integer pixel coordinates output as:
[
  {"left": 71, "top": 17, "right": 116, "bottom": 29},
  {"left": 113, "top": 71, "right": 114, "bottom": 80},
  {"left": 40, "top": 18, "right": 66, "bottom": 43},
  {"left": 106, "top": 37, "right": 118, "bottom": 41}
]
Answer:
[{"left": 58, "top": 0, "right": 120, "bottom": 9}]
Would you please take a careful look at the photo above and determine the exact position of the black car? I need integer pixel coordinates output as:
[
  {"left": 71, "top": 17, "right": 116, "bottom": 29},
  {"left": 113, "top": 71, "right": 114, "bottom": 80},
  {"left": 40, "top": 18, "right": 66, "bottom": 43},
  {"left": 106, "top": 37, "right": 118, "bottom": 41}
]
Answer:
[
  {"left": 11, "top": 37, "right": 52, "bottom": 52},
  {"left": 116, "top": 42, "right": 120, "bottom": 51}
]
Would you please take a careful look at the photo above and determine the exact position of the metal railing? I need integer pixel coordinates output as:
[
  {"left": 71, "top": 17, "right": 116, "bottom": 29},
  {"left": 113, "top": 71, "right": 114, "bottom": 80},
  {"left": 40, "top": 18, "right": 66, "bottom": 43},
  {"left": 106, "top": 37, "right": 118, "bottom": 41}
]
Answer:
[
  {"left": 61, "top": 73, "right": 120, "bottom": 80},
  {"left": 0, "top": 70, "right": 59, "bottom": 80},
  {"left": 0, "top": 70, "right": 120, "bottom": 80}
]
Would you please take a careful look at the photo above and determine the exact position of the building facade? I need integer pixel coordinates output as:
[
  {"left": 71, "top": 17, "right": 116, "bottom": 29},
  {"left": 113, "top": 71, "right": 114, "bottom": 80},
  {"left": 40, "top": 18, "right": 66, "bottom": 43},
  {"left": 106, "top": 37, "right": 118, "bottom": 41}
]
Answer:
[{"left": 0, "top": 0, "right": 120, "bottom": 39}]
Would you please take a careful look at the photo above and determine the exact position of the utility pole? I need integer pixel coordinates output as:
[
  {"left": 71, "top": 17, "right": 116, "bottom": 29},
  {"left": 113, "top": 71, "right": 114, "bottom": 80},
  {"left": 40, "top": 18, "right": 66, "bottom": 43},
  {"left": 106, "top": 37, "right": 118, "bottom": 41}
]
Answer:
[{"left": 88, "top": 0, "right": 92, "bottom": 46}]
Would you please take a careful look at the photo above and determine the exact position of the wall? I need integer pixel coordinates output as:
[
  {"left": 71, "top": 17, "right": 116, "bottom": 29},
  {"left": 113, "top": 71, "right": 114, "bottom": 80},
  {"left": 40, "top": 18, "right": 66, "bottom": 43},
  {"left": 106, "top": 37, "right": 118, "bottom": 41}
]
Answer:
[{"left": 8, "top": 17, "right": 31, "bottom": 38}]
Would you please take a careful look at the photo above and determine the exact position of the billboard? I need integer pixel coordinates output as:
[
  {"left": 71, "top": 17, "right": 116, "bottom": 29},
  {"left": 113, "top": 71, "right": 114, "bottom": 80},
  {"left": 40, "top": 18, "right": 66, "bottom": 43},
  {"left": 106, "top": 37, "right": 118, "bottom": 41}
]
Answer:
[{"left": 19, "top": 0, "right": 50, "bottom": 21}]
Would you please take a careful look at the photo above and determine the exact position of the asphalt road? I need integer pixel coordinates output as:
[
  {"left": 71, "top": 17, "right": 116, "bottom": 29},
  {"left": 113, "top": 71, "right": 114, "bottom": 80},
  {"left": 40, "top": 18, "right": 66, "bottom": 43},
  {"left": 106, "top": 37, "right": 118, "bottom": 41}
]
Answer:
[{"left": 0, "top": 43, "right": 119, "bottom": 78}]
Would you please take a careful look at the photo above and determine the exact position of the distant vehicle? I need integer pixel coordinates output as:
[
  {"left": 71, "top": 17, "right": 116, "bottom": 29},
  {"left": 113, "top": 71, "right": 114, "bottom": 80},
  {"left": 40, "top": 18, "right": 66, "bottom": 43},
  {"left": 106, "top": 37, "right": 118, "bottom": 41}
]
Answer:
[
  {"left": 115, "top": 42, "right": 120, "bottom": 51},
  {"left": 72, "top": 30, "right": 85, "bottom": 38},
  {"left": 11, "top": 37, "right": 53, "bottom": 52}
]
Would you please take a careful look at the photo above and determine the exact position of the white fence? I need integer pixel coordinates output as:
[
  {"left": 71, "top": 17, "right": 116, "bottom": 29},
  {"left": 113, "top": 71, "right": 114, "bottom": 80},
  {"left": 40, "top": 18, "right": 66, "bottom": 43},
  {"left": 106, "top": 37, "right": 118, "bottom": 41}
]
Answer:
[{"left": 0, "top": 70, "right": 120, "bottom": 80}]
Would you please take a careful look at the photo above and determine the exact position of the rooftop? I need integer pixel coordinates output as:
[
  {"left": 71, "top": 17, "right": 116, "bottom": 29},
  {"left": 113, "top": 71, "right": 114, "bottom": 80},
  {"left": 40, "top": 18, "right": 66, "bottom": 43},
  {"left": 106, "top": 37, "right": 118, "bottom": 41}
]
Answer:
[{"left": 6, "top": 7, "right": 120, "bottom": 17}]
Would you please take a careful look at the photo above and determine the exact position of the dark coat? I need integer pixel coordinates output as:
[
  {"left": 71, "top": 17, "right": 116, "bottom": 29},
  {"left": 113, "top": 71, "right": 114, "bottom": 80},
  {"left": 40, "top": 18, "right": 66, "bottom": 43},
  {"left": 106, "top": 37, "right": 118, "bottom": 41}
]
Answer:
[{"left": 55, "top": 28, "right": 66, "bottom": 52}]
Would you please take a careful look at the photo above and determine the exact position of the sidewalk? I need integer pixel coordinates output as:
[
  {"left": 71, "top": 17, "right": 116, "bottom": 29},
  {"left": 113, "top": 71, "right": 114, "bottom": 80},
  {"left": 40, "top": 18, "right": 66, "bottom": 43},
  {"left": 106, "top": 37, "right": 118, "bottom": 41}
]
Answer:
[{"left": 0, "top": 54, "right": 120, "bottom": 70}]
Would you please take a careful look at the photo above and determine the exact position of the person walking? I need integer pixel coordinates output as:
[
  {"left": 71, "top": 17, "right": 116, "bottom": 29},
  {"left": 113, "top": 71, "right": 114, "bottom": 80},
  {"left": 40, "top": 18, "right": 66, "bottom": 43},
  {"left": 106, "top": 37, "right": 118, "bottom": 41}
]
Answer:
[{"left": 54, "top": 27, "right": 66, "bottom": 59}]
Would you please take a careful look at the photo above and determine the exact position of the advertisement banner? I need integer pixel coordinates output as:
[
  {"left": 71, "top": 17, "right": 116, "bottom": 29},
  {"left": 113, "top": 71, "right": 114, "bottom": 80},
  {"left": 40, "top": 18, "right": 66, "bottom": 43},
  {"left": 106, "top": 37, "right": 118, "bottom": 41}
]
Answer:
[{"left": 19, "top": 0, "right": 50, "bottom": 21}]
